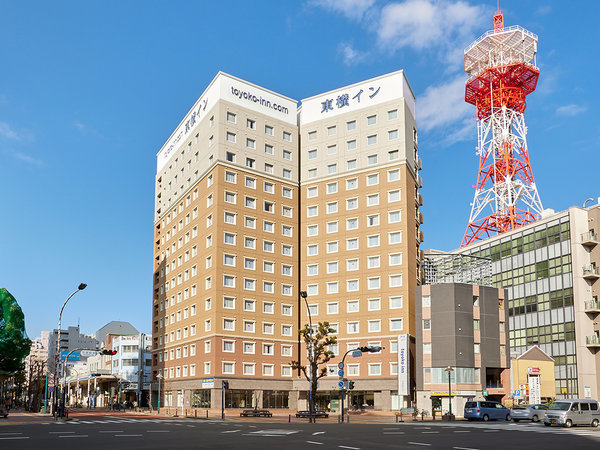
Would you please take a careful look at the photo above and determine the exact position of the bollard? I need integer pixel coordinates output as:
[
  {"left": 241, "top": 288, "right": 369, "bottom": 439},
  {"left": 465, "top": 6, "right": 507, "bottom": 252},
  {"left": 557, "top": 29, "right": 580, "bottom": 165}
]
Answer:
[
  {"left": 195, "top": 409, "right": 197, "bottom": 418},
  {"left": 206, "top": 410, "right": 209, "bottom": 419},
  {"left": 288, "top": 414, "right": 291, "bottom": 423},
  {"left": 346, "top": 413, "right": 350, "bottom": 423}
]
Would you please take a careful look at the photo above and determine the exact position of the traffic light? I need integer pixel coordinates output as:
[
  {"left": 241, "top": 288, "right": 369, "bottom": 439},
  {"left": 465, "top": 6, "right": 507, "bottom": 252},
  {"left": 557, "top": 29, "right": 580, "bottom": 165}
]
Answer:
[
  {"left": 100, "top": 349, "right": 117, "bottom": 355},
  {"left": 222, "top": 380, "right": 229, "bottom": 390},
  {"left": 359, "top": 346, "right": 383, "bottom": 353},
  {"left": 348, "top": 380, "right": 355, "bottom": 390}
]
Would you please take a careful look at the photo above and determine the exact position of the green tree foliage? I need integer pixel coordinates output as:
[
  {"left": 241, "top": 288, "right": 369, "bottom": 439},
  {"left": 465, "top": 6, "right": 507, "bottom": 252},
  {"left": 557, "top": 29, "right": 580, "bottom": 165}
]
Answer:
[
  {"left": 290, "top": 322, "right": 337, "bottom": 414},
  {"left": 0, "top": 288, "right": 31, "bottom": 375}
]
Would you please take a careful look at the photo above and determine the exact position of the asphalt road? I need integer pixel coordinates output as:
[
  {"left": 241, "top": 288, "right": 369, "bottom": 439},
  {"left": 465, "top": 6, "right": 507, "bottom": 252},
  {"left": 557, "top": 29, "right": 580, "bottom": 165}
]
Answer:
[{"left": 1, "top": 414, "right": 599, "bottom": 449}]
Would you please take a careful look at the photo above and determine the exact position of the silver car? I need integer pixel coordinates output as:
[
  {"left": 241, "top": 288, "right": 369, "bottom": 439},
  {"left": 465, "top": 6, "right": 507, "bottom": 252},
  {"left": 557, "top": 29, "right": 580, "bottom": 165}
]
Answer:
[{"left": 511, "top": 404, "right": 548, "bottom": 422}]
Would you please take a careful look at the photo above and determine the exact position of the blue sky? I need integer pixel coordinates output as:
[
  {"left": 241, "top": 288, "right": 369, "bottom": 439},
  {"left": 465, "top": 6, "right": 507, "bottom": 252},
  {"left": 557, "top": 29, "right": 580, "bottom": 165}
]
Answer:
[{"left": 1, "top": 1, "right": 597, "bottom": 339}]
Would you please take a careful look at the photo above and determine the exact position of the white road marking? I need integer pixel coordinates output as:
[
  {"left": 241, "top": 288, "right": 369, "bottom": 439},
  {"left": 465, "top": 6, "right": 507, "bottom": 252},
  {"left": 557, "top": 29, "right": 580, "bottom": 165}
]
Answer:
[
  {"left": 383, "top": 432, "right": 404, "bottom": 435},
  {"left": 339, "top": 446, "right": 360, "bottom": 450},
  {"left": 408, "top": 443, "right": 431, "bottom": 447},
  {"left": 99, "top": 431, "right": 124, "bottom": 433},
  {"left": 453, "top": 430, "right": 471, "bottom": 433},
  {"left": 306, "top": 441, "right": 324, "bottom": 445},
  {"left": 453, "top": 447, "right": 481, "bottom": 450},
  {"left": 50, "top": 431, "right": 76, "bottom": 434},
  {"left": 312, "top": 431, "right": 325, "bottom": 435},
  {"left": 422, "top": 431, "right": 439, "bottom": 434},
  {"left": 0, "top": 437, "right": 30, "bottom": 440},
  {"left": 59, "top": 435, "right": 89, "bottom": 438},
  {"left": 0, "top": 433, "right": 22, "bottom": 435},
  {"left": 146, "top": 430, "right": 170, "bottom": 433},
  {"left": 116, "top": 434, "right": 143, "bottom": 437},
  {"left": 222, "top": 430, "right": 241, "bottom": 433},
  {"left": 483, "top": 430, "right": 500, "bottom": 432}
]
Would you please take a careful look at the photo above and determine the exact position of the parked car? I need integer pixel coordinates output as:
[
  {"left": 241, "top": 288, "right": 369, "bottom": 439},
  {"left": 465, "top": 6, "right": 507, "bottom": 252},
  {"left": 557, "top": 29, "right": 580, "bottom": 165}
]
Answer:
[
  {"left": 464, "top": 401, "right": 511, "bottom": 421},
  {"left": 543, "top": 399, "right": 600, "bottom": 428},
  {"left": 511, "top": 404, "right": 548, "bottom": 422}
]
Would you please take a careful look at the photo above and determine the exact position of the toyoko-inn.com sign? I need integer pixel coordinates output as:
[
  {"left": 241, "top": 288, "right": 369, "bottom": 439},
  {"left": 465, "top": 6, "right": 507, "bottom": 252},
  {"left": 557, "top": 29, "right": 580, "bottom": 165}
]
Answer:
[{"left": 397, "top": 334, "right": 409, "bottom": 396}]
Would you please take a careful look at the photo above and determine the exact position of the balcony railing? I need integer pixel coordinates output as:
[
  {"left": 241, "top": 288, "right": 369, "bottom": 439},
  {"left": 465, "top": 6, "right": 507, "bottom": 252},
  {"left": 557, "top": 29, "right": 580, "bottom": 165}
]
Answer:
[
  {"left": 581, "top": 230, "right": 598, "bottom": 247},
  {"left": 583, "top": 265, "right": 600, "bottom": 279},
  {"left": 585, "top": 300, "right": 600, "bottom": 313},
  {"left": 586, "top": 335, "right": 600, "bottom": 347}
]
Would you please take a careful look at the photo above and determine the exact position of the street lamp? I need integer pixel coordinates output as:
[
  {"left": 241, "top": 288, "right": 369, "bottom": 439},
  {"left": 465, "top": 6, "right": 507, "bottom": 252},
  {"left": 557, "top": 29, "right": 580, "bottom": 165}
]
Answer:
[
  {"left": 156, "top": 373, "right": 163, "bottom": 414},
  {"left": 54, "top": 283, "right": 87, "bottom": 417},
  {"left": 445, "top": 366, "right": 454, "bottom": 420},
  {"left": 299, "top": 290, "right": 315, "bottom": 423}
]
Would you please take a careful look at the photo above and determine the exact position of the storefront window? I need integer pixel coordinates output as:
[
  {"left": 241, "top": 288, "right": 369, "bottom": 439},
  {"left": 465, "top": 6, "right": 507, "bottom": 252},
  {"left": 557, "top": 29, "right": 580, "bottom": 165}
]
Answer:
[
  {"left": 191, "top": 389, "right": 211, "bottom": 408},
  {"left": 263, "top": 390, "right": 289, "bottom": 409},
  {"left": 225, "top": 389, "right": 254, "bottom": 408}
]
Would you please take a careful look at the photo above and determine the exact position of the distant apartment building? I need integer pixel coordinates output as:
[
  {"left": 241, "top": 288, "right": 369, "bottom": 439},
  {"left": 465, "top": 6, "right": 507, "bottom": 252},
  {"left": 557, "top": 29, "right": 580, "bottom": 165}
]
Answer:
[
  {"left": 455, "top": 201, "right": 600, "bottom": 400},
  {"left": 415, "top": 282, "right": 509, "bottom": 415},
  {"left": 151, "top": 71, "right": 422, "bottom": 411},
  {"left": 48, "top": 326, "right": 99, "bottom": 373}
]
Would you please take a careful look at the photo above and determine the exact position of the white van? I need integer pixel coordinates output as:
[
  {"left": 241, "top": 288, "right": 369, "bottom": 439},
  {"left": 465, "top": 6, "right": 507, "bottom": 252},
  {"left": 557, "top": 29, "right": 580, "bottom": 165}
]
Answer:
[{"left": 544, "top": 399, "right": 600, "bottom": 428}]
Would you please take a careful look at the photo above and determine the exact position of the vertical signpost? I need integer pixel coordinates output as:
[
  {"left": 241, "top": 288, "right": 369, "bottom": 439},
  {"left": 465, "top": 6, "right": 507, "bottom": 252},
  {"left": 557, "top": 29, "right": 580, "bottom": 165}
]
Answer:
[{"left": 397, "top": 334, "right": 409, "bottom": 409}]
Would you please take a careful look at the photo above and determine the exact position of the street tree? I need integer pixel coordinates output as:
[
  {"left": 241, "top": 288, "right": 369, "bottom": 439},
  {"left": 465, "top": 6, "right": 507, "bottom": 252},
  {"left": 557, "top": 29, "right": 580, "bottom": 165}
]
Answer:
[
  {"left": 290, "top": 321, "right": 337, "bottom": 417},
  {"left": 0, "top": 288, "right": 31, "bottom": 376}
]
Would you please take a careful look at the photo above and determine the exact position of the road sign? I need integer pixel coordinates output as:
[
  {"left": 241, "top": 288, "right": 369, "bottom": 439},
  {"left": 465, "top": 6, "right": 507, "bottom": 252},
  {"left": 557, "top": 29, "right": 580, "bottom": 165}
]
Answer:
[
  {"left": 338, "top": 362, "right": 344, "bottom": 369},
  {"left": 338, "top": 369, "right": 344, "bottom": 377},
  {"left": 352, "top": 350, "right": 362, "bottom": 357},
  {"left": 338, "top": 381, "right": 344, "bottom": 388},
  {"left": 514, "top": 389, "right": 521, "bottom": 397},
  {"left": 482, "top": 390, "right": 488, "bottom": 396},
  {"left": 48, "top": 386, "right": 54, "bottom": 392}
]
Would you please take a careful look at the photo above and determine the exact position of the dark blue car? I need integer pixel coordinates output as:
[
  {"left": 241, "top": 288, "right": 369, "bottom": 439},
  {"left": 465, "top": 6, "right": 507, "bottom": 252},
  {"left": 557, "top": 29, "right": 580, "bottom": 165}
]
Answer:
[{"left": 464, "top": 401, "right": 511, "bottom": 421}]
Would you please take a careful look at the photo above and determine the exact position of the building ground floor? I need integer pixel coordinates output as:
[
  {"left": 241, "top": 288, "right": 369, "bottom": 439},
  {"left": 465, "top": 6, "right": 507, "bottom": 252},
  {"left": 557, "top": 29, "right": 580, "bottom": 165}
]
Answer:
[
  {"left": 57, "top": 375, "right": 151, "bottom": 410},
  {"left": 150, "top": 377, "right": 410, "bottom": 412}
]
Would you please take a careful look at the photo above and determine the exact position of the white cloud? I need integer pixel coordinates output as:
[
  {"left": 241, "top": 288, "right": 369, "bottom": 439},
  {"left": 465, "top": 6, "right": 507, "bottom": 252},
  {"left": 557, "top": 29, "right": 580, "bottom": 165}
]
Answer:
[
  {"left": 0, "top": 121, "right": 22, "bottom": 140},
  {"left": 417, "top": 74, "right": 472, "bottom": 131},
  {"left": 377, "top": 0, "right": 485, "bottom": 58},
  {"left": 310, "top": 0, "right": 376, "bottom": 20},
  {"left": 338, "top": 42, "right": 368, "bottom": 65},
  {"left": 555, "top": 104, "right": 587, "bottom": 117},
  {"left": 12, "top": 151, "right": 43, "bottom": 166}
]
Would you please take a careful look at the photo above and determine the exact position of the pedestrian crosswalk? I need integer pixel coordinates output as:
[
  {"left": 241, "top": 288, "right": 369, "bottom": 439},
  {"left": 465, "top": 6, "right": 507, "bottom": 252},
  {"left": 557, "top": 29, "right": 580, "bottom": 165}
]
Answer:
[{"left": 53, "top": 418, "right": 204, "bottom": 425}]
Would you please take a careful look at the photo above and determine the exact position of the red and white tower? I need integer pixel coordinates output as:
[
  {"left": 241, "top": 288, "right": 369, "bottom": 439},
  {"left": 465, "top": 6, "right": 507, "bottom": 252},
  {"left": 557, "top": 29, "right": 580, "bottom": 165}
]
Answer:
[{"left": 461, "top": 10, "right": 543, "bottom": 247}]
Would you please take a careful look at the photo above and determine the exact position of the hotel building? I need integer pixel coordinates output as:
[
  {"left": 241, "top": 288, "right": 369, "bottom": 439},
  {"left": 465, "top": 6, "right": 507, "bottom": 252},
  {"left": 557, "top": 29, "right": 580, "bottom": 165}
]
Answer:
[{"left": 151, "top": 71, "right": 422, "bottom": 411}]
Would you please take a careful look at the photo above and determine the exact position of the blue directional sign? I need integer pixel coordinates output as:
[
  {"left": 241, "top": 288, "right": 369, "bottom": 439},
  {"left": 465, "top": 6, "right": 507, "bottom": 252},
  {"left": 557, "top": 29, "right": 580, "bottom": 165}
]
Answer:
[
  {"left": 352, "top": 350, "right": 362, "bottom": 357},
  {"left": 338, "top": 381, "right": 344, "bottom": 388},
  {"left": 338, "top": 369, "right": 344, "bottom": 377},
  {"left": 338, "top": 362, "right": 344, "bottom": 369}
]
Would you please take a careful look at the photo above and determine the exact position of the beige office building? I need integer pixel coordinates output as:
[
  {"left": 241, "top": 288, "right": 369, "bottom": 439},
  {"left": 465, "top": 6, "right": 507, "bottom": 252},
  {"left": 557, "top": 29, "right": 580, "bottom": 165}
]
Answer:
[{"left": 152, "top": 71, "right": 422, "bottom": 411}]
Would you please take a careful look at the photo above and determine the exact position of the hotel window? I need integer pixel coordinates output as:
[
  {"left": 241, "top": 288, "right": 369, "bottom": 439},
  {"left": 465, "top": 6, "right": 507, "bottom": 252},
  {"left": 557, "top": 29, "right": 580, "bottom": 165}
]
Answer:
[
  {"left": 346, "top": 238, "right": 358, "bottom": 250},
  {"left": 367, "top": 214, "right": 379, "bottom": 226},
  {"left": 326, "top": 261, "right": 338, "bottom": 273},
  {"left": 346, "top": 259, "right": 358, "bottom": 271},
  {"left": 345, "top": 178, "right": 357, "bottom": 190},
  {"left": 263, "top": 302, "right": 274, "bottom": 314},
  {"left": 327, "top": 144, "right": 337, "bottom": 155},
  {"left": 282, "top": 206, "right": 292, "bottom": 217},
  {"left": 347, "top": 280, "right": 359, "bottom": 292},
  {"left": 388, "top": 210, "right": 401, "bottom": 223},
  {"left": 245, "top": 216, "right": 256, "bottom": 229},
  {"left": 223, "top": 318, "right": 235, "bottom": 331},
  {"left": 282, "top": 244, "right": 292, "bottom": 256},
  {"left": 223, "top": 254, "right": 235, "bottom": 266},
  {"left": 347, "top": 159, "right": 357, "bottom": 170},
  {"left": 368, "top": 364, "right": 382, "bottom": 376},
  {"left": 247, "top": 118, "right": 256, "bottom": 129},
  {"left": 224, "top": 232, "right": 236, "bottom": 245},
  {"left": 244, "top": 299, "right": 255, "bottom": 311},
  {"left": 390, "top": 296, "right": 403, "bottom": 309},
  {"left": 243, "top": 342, "right": 255, "bottom": 354},
  {"left": 190, "top": 344, "right": 196, "bottom": 355},
  {"left": 207, "top": 194, "right": 213, "bottom": 208},
  {"left": 265, "top": 144, "right": 274, "bottom": 155},
  {"left": 307, "top": 186, "right": 318, "bottom": 198},
  {"left": 244, "top": 279, "right": 256, "bottom": 290},
  {"left": 224, "top": 212, "right": 236, "bottom": 224},
  {"left": 327, "top": 221, "right": 338, "bottom": 233},
  {"left": 244, "top": 320, "right": 255, "bottom": 333},
  {"left": 246, "top": 138, "right": 255, "bottom": 149},
  {"left": 279, "top": 344, "right": 292, "bottom": 357},
  {"left": 245, "top": 176, "right": 256, "bottom": 189},
  {"left": 204, "top": 362, "right": 211, "bottom": 374},
  {"left": 205, "top": 298, "right": 211, "bottom": 310},
  {"left": 283, "top": 150, "right": 292, "bottom": 161},
  {"left": 327, "top": 182, "right": 338, "bottom": 194},
  {"left": 388, "top": 129, "right": 399, "bottom": 140},
  {"left": 347, "top": 140, "right": 357, "bottom": 151},
  {"left": 367, "top": 194, "right": 379, "bottom": 206},
  {"left": 388, "top": 190, "right": 401, "bottom": 202},
  {"left": 327, "top": 302, "right": 339, "bottom": 314},
  {"left": 263, "top": 261, "right": 274, "bottom": 273},
  {"left": 389, "top": 274, "right": 403, "bottom": 287},
  {"left": 389, "top": 231, "right": 402, "bottom": 244},
  {"left": 368, "top": 320, "right": 381, "bottom": 333},
  {"left": 347, "top": 364, "right": 359, "bottom": 376},
  {"left": 390, "top": 319, "right": 403, "bottom": 331},
  {"left": 283, "top": 131, "right": 292, "bottom": 142},
  {"left": 423, "top": 319, "right": 431, "bottom": 330},
  {"left": 263, "top": 220, "right": 274, "bottom": 233},
  {"left": 308, "top": 149, "right": 317, "bottom": 159},
  {"left": 264, "top": 182, "right": 274, "bottom": 194},
  {"left": 367, "top": 154, "right": 378, "bottom": 165},
  {"left": 367, "top": 135, "right": 377, "bottom": 146},
  {"left": 307, "top": 225, "right": 318, "bottom": 236},
  {"left": 223, "top": 275, "right": 235, "bottom": 287},
  {"left": 282, "top": 284, "right": 292, "bottom": 296},
  {"left": 282, "top": 187, "right": 292, "bottom": 198},
  {"left": 307, "top": 205, "right": 318, "bottom": 217},
  {"left": 347, "top": 300, "right": 359, "bottom": 313},
  {"left": 389, "top": 253, "right": 402, "bottom": 265},
  {"left": 265, "top": 163, "right": 274, "bottom": 173},
  {"left": 388, "top": 109, "right": 398, "bottom": 120},
  {"left": 222, "top": 362, "right": 234, "bottom": 374},
  {"left": 282, "top": 225, "right": 293, "bottom": 237},
  {"left": 225, "top": 171, "right": 237, "bottom": 183},
  {"left": 282, "top": 304, "right": 292, "bottom": 316},
  {"left": 227, "top": 112, "right": 236, "bottom": 123},
  {"left": 474, "top": 343, "right": 480, "bottom": 354},
  {"left": 244, "top": 236, "right": 256, "bottom": 249},
  {"left": 226, "top": 133, "right": 236, "bottom": 144},
  {"left": 223, "top": 340, "right": 235, "bottom": 352},
  {"left": 347, "top": 322, "right": 359, "bottom": 334},
  {"left": 264, "top": 201, "right": 274, "bottom": 213},
  {"left": 368, "top": 277, "right": 381, "bottom": 289},
  {"left": 281, "top": 366, "right": 292, "bottom": 377},
  {"left": 367, "top": 115, "right": 377, "bottom": 125},
  {"left": 246, "top": 158, "right": 255, "bottom": 168},
  {"left": 307, "top": 284, "right": 318, "bottom": 296},
  {"left": 308, "top": 130, "right": 316, "bottom": 140},
  {"left": 328, "top": 164, "right": 337, "bottom": 174},
  {"left": 388, "top": 169, "right": 400, "bottom": 181},
  {"left": 243, "top": 364, "right": 255, "bottom": 375},
  {"left": 223, "top": 296, "right": 235, "bottom": 309},
  {"left": 308, "top": 304, "right": 318, "bottom": 316},
  {"left": 346, "top": 198, "right": 358, "bottom": 210},
  {"left": 368, "top": 255, "right": 380, "bottom": 268},
  {"left": 265, "top": 125, "right": 274, "bottom": 136},
  {"left": 281, "top": 325, "right": 292, "bottom": 336},
  {"left": 245, "top": 196, "right": 256, "bottom": 209},
  {"left": 327, "top": 125, "right": 336, "bottom": 135},
  {"left": 368, "top": 298, "right": 381, "bottom": 311},
  {"left": 224, "top": 191, "right": 236, "bottom": 204},
  {"left": 347, "top": 120, "right": 356, "bottom": 131},
  {"left": 263, "top": 365, "right": 274, "bottom": 376},
  {"left": 346, "top": 218, "right": 358, "bottom": 230},
  {"left": 327, "top": 202, "right": 338, "bottom": 214},
  {"left": 327, "top": 281, "right": 339, "bottom": 294},
  {"left": 263, "top": 241, "right": 274, "bottom": 252},
  {"left": 263, "top": 323, "right": 274, "bottom": 334},
  {"left": 206, "top": 256, "right": 212, "bottom": 269},
  {"left": 367, "top": 173, "right": 379, "bottom": 186},
  {"left": 205, "top": 319, "right": 212, "bottom": 332}
]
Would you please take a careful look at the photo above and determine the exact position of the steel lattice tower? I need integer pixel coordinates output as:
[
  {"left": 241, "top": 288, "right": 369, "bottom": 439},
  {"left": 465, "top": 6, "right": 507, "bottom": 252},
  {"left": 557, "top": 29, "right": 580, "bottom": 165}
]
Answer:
[{"left": 461, "top": 11, "right": 543, "bottom": 247}]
